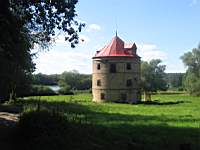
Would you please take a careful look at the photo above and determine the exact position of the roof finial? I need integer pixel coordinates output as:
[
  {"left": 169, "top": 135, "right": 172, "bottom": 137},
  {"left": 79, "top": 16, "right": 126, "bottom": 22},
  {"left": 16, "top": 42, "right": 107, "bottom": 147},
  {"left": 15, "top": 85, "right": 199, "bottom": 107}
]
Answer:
[{"left": 115, "top": 17, "right": 118, "bottom": 37}]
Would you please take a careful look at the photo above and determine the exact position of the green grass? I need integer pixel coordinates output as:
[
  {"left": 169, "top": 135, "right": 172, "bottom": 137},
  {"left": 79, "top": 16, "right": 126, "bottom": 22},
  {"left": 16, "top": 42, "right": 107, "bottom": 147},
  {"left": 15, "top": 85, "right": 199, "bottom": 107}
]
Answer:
[
  {"left": 9, "top": 93, "right": 200, "bottom": 150},
  {"left": 24, "top": 93, "right": 200, "bottom": 128}
]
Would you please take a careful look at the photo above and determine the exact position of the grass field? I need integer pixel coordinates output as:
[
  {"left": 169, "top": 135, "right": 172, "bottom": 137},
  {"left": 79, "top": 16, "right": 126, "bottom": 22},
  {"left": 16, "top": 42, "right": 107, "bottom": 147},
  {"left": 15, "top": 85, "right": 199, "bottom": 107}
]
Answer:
[
  {"left": 23, "top": 93, "right": 200, "bottom": 127},
  {"left": 2, "top": 92, "right": 200, "bottom": 150}
]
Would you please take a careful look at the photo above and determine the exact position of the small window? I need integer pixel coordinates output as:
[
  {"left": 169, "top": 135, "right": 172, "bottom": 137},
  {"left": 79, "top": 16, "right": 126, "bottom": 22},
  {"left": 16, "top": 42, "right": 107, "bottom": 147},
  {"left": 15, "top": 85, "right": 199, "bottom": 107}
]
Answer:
[
  {"left": 127, "top": 79, "right": 132, "bottom": 87},
  {"left": 121, "top": 93, "right": 127, "bottom": 100},
  {"left": 110, "top": 63, "right": 116, "bottom": 73},
  {"left": 101, "top": 93, "right": 105, "bottom": 100},
  {"left": 126, "top": 63, "right": 131, "bottom": 70},
  {"left": 137, "top": 91, "right": 141, "bottom": 99},
  {"left": 134, "top": 77, "right": 137, "bottom": 82},
  {"left": 97, "top": 63, "right": 101, "bottom": 70},
  {"left": 97, "top": 80, "right": 101, "bottom": 86}
]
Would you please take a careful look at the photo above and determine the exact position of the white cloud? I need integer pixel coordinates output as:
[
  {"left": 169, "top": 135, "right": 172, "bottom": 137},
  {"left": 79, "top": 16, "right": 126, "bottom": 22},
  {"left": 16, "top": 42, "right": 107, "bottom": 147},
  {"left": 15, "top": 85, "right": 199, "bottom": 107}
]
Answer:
[
  {"left": 165, "top": 60, "right": 186, "bottom": 73},
  {"left": 33, "top": 42, "right": 185, "bottom": 74},
  {"left": 137, "top": 43, "right": 186, "bottom": 73},
  {"left": 33, "top": 49, "right": 92, "bottom": 74},
  {"left": 86, "top": 24, "right": 101, "bottom": 32},
  {"left": 137, "top": 44, "right": 167, "bottom": 61}
]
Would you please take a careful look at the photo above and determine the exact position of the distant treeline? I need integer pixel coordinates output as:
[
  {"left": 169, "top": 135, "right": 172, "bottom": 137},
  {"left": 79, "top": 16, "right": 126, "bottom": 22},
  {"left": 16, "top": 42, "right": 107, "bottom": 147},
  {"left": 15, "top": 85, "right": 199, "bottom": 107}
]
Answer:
[
  {"left": 32, "top": 73, "right": 59, "bottom": 85},
  {"left": 0, "top": 70, "right": 185, "bottom": 101},
  {"left": 165, "top": 73, "right": 185, "bottom": 90},
  {"left": 32, "top": 72, "right": 184, "bottom": 91},
  {"left": 33, "top": 70, "right": 92, "bottom": 91},
  {"left": 13, "top": 71, "right": 92, "bottom": 97}
]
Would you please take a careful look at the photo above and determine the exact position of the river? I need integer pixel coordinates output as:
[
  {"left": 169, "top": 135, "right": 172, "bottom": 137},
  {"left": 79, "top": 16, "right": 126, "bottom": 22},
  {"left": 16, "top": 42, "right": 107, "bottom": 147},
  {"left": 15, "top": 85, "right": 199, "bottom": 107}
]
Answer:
[{"left": 48, "top": 85, "right": 60, "bottom": 92}]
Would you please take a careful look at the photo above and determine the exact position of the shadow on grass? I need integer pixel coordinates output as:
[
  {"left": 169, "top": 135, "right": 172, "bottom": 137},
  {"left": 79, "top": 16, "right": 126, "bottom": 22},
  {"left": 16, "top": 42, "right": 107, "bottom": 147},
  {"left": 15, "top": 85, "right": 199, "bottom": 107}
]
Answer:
[
  {"left": 5, "top": 99, "right": 200, "bottom": 150},
  {"left": 14, "top": 98, "right": 199, "bottom": 124},
  {"left": 138, "top": 100, "right": 190, "bottom": 105},
  {"left": 157, "top": 92, "right": 185, "bottom": 95},
  {"left": 0, "top": 104, "right": 22, "bottom": 114}
]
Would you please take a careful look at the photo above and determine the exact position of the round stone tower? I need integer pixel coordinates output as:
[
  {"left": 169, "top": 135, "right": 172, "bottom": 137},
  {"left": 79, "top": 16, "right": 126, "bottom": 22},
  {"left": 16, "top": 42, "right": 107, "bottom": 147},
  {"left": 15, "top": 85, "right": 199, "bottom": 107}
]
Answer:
[{"left": 92, "top": 35, "right": 141, "bottom": 103}]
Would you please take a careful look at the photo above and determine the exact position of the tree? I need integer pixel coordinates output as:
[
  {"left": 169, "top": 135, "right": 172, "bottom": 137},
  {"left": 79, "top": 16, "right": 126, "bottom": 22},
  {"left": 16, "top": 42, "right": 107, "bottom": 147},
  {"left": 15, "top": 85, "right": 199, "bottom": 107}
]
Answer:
[
  {"left": 166, "top": 73, "right": 184, "bottom": 89},
  {"left": 32, "top": 73, "right": 59, "bottom": 85},
  {"left": 0, "top": 26, "right": 35, "bottom": 101},
  {"left": 181, "top": 45, "right": 200, "bottom": 95},
  {"left": 0, "top": 0, "right": 84, "bottom": 101},
  {"left": 141, "top": 59, "right": 167, "bottom": 101},
  {"left": 58, "top": 84, "right": 73, "bottom": 95},
  {"left": 58, "top": 70, "right": 91, "bottom": 90},
  {"left": 1, "top": 0, "right": 85, "bottom": 48}
]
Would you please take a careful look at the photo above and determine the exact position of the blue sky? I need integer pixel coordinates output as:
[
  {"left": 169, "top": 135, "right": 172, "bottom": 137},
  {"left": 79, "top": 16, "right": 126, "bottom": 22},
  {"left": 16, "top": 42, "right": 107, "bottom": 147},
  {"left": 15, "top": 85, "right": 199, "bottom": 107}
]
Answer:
[{"left": 34, "top": 0, "right": 200, "bottom": 74}]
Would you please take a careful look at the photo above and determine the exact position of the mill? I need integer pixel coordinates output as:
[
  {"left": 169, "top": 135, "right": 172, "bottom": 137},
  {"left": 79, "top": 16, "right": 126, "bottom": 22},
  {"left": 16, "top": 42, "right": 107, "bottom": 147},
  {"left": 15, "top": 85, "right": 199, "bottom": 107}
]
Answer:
[{"left": 92, "top": 34, "right": 141, "bottom": 103}]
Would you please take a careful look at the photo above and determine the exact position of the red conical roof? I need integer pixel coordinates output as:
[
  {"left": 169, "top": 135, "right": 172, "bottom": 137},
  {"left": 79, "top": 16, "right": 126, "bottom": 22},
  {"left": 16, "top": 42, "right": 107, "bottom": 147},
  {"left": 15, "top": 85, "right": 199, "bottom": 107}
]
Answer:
[{"left": 93, "top": 35, "right": 138, "bottom": 58}]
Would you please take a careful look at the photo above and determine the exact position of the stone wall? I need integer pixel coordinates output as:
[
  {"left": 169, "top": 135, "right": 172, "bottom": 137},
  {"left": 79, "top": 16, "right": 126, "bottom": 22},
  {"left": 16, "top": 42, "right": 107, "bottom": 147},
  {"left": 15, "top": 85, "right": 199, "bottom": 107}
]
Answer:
[{"left": 92, "top": 57, "right": 141, "bottom": 103}]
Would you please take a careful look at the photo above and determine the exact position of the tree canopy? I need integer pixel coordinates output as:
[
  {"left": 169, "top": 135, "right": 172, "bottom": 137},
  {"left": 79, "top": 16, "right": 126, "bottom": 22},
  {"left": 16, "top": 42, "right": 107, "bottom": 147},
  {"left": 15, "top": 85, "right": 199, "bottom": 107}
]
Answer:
[
  {"left": 58, "top": 70, "right": 91, "bottom": 91},
  {"left": 181, "top": 45, "right": 200, "bottom": 95},
  {"left": 141, "top": 59, "right": 167, "bottom": 101},
  {"left": 1, "top": 0, "right": 85, "bottom": 48},
  {"left": 165, "top": 73, "right": 184, "bottom": 90},
  {"left": 32, "top": 73, "right": 59, "bottom": 85},
  {"left": 0, "top": 0, "right": 84, "bottom": 101}
]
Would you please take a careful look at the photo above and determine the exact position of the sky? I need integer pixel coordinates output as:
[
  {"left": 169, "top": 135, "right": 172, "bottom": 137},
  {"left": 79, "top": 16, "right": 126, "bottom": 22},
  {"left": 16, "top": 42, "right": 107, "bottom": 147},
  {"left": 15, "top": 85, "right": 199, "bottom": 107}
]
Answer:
[{"left": 34, "top": 0, "right": 200, "bottom": 74}]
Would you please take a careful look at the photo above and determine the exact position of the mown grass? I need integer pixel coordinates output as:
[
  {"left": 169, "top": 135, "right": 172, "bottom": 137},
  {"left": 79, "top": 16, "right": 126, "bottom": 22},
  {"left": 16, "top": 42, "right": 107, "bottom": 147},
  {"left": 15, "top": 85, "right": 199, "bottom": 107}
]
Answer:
[
  {"left": 6, "top": 92, "right": 200, "bottom": 150},
  {"left": 24, "top": 93, "right": 200, "bottom": 128}
]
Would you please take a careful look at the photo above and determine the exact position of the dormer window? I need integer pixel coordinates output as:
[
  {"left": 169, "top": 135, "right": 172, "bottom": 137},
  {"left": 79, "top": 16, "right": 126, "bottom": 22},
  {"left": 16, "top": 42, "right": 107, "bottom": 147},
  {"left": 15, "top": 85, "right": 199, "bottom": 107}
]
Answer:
[
  {"left": 97, "top": 63, "right": 101, "bottom": 70},
  {"left": 126, "top": 63, "right": 131, "bottom": 70},
  {"left": 110, "top": 64, "right": 116, "bottom": 73}
]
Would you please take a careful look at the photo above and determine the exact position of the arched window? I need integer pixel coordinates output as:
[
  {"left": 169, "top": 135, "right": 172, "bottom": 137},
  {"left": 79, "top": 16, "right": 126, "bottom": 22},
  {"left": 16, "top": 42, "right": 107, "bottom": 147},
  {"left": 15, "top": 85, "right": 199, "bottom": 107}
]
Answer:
[
  {"left": 110, "top": 63, "right": 116, "bottom": 73},
  {"left": 101, "top": 93, "right": 105, "bottom": 100},
  {"left": 121, "top": 93, "right": 127, "bottom": 100},
  {"left": 97, "top": 80, "right": 101, "bottom": 86},
  {"left": 134, "top": 77, "right": 138, "bottom": 81},
  {"left": 97, "top": 63, "right": 101, "bottom": 70},
  {"left": 127, "top": 79, "right": 132, "bottom": 87},
  {"left": 126, "top": 63, "right": 131, "bottom": 70}
]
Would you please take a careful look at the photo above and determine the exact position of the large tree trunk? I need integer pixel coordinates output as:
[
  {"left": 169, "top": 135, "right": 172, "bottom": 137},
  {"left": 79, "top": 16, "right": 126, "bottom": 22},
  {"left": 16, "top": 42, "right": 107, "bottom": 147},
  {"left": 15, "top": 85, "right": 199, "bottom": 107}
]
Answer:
[
  {"left": 9, "top": 64, "right": 18, "bottom": 102},
  {"left": 144, "top": 91, "right": 151, "bottom": 101},
  {"left": 9, "top": 86, "right": 16, "bottom": 102}
]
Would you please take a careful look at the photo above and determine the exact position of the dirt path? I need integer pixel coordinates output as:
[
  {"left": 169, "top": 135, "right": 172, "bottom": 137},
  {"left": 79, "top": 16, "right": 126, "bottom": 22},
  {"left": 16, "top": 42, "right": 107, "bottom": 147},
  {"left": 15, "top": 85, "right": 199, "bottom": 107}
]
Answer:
[
  {"left": 0, "top": 112, "right": 19, "bottom": 150},
  {"left": 0, "top": 112, "right": 19, "bottom": 127}
]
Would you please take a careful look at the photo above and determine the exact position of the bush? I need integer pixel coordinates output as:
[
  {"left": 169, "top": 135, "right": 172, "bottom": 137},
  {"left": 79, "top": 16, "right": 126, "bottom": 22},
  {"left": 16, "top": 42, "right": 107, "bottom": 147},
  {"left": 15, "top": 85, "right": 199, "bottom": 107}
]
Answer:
[
  {"left": 58, "top": 86, "right": 74, "bottom": 95},
  {"left": 30, "top": 85, "right": 57, "bottom": 96},
  {"left": 15, "top": 111, "right": 69, "bottom": 150},
  {"left": 177, "top": 87, "right": 184, "bottom": 91}
]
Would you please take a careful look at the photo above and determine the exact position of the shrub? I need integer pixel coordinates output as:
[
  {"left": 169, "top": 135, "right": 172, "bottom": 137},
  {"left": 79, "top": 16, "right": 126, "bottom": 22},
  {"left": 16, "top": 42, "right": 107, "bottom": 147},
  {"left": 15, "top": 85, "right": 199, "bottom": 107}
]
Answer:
[
  {"left": 16, "top": 111, "right": 69, "bottom": 150},
  {"left": 30, "top": 85, "right": 56, "bottom": 96},
  {"left": 58, "top": 86, "right": 74, "bottom": 95},
  {"left": 177, "top": 87, "right": 184, "bottom": 91}
]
